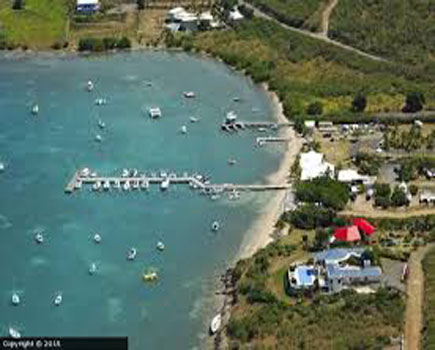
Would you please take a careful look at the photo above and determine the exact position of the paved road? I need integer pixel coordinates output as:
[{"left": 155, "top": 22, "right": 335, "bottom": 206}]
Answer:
[{"left": 240, "top": 1, "right": 386, "bottom": 62}]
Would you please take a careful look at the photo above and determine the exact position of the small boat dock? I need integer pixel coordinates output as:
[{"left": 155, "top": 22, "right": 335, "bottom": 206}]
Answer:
[
  {"left": 220, "top": 121, "right": 294, "bottom": 132},
  {"left": 256, "top": 136, "right": 291, "bottom": 145}
]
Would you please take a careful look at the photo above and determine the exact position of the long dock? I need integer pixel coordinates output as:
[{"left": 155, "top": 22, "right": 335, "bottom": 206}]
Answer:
[
  {"left": 256, "top": 136, "right": 291, "bottom": 145},
  {"left": 65, "top": 170, "right": 291, "bottom": 194}
]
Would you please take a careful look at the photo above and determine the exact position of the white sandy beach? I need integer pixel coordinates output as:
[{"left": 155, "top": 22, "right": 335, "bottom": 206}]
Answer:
[{"left": 236, "top": 85, "right": 303, "bottom": 260}]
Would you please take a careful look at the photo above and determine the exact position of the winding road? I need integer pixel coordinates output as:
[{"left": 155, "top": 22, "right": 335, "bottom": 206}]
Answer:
[{"left": 240, "top": 0, "right": 386, "bottom": 62}]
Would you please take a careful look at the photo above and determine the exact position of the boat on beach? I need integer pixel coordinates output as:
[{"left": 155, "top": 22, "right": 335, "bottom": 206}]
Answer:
[
  {"left": 127, "top": 247, "right": 137, "bottom": 261},
  {"left": 9, "top": 327, "right": 21, "bottom": 339},
  {"left": 210, "top": 314, "right": 222, "bottom": 334}
]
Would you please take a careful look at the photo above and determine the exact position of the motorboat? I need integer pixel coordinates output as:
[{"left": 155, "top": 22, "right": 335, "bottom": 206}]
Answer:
[
  {"left": 159, "top": 170, "right": 167, "bottom": 178},
  {"left": 210, "top": 314, "right": 222, "bottom": 334},
  {"left": 0, "top": 162, "right": 5, "bottom": 172},
  {"left": 211, "top": 221, "right": 220, "bottom": 232},
  {"left": 143, "top": 269, "right": 158, "bottom": 282},
  {"left": 169, "top": 172, "right": 177, "bottom": 178},
  {"left": 145, "top": 81, "right": 153, "bottom": 87},
  {"left": 95, "top": 134, "right": 103, "bottom": 143},
  {"left": 31, "top": 104, "right": 39, "bottom": 115},
  {"left": 89, "top": 263, "right": 97, "bottom": 275},
  {"left": 97, "top": 119, "right": 106, "bottom": 129},
  {"left": 123, "top": 181, "right": 131, "bottom": 191},
  {"left": 122, "top": 168, "right": 129, "bottom": 177},
  {"left": 156, "top": 241, "right": 165, "bottom": 251},
  {"left": 86, "top": 80, "right": 94, "bottom": 92},
  {"left": 141, "top": 180, "right": 149, "bottom": 190},
  {"left": 183, "top": 91, "right": 195, "bottom": 98},
  {"left": 11, "top": 293, "right": 20, "bottom": 305},
  {"left": 127, "top": 247, "right": 137, "bottom": 261},
  {"left": 95, "top": 98, "right": 107, "bottom": 106},
  {"left": 189, "top": 116, "right": 199, "bottom": 123},
  {"left": 225, "top": 111, "right": 237, "bottom": 123},
  {"left": 258, "top": 127, "right": 267, "bottom": 132},
  {"left": 132, "top": 181, "right": 140, "bottom": 190},
  {"left": 233, "top": 96, "right": 240, "bottom": 102},
  {"left": 180, "top": 125, "right": 187, "bottom": 134},
  {"left": 160, "top": 178, "right": 170, "bottom": 191},
  {"left": 54, "top": 293, "right": 62, "bottom": 306},
  {"left": 80, "top": 168, "right": 91, "bottom": 177},
  {"left": 9, "top": 327, "right": 21, "bottom": 339},
  {"left": 74, "top": 181, "right": 82, "bottom": 189},
  {"left": 103, "top": 180, "right": 110, "bottom": 191},
  {"left": 90, "top": 171, "right": 98, "bottom": 178},
  {"left": 35, "top": 232, "right": 44, "bottom": 244},
  {"left": 149, "top": 107, "right": 162, "bottom": 119},
  {"left": 93, "top": 233, "right": 101, "bottom": 243},
  {"left": 92, "top": 181, "right": 101, "bottom": 191},
  {"left": 114, "top": 180, "right": 121, "bottom": 189},
  {"left": 228, "top": 158, "right": 237, "bottom": 166}
]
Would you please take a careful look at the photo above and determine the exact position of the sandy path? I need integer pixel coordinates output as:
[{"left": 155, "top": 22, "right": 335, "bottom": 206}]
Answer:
[
  {"left": 404, "top": 244, "right": 435, "bottom": 350},
  {"left": 320, "top": 0, "right": 338, "bottom": 37},
  {"left": 236, "top": 88, "right": 303, "bottom": 260}
]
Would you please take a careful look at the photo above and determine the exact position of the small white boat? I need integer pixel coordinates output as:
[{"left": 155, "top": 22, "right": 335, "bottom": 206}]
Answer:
[
  {"left": 95, "top": 98, "right": 107, "bottom": 106},
  {"left": 35, "top": 232, "right": 44, "bottom": 244},
  {"left": 228, "top": 159, "right": 237, "bottom": 166},
  {"left": 258, "top": 127, "right": 267, "bottom": 132},
  {"left": 233, "top": 96, "right": 240, "bottom": 102},
  {"left": 225, "top": 111, "right": 237, "bottom": 123},
  {"left": 210, "top": 314, "right": 222, "bottom": 334},
  {"left": 93, "top": 233, "right": 101, "bottom": 243},
  {"left": 54, "top": 293, "right": 62, "bottom": 306},
  {"left": 141, "top": 180, "right": 149, "bottom": 190},
  {"left": 122, "top": 168, "right": 129, "bottom": 177},
  {"left": 161, "top": 178, "right": 170, "bottom": 191},
  {"left": 127, "top": 247, "right": 137, "bottom": 261},
  {"left": 90, "top": 171, "right": 98, "bottom": 178},
  {"left": 31, "top": 104, "right": 39, "bottom": 115},
  {"left": 86, "top": 80, "right": 94, "bottom": 92},
  {"left": 156, "top": 241, "right": 165, "bottom": 251},
  {"left": 11, "top": 293, "right": 20, "bottom": 306},
  {"left": 95, "top": 134, "right": 103, "bottom": 143},
  {"left": 149, "top": 107, "right": 162, "bottom": 119},
  {"left": 183, "top": 91, "right": 195, "bottom": 98},
  {"left": 189, "top": 116, "right": 199, "bottom": 123},
  {"left": 211, "top": 221, "right": 220, "bottom": 232},
  {"left": 103, "top": 180, "right": 110, "bottom": 191},
  {"left": 75, "top": 181, "right": 82, "bottom": 189},
  {"left": 114, "top": 180, "right": 121, "bottom": 189},
  {"left": 92, "top": 181, "right": 101, "bottom": 191},
  {"left": 180, "top": 125, "right": 187, "bottom": 134},
  {"left": 123, "top": 181, "right": 131, "bottom": 191},
  {"left": 9, "top": 327, "right": 21, "bottom": 339},
  {"left": 0, "top": 162, "right": 5, "bottom": 172},
  {"left": 97, "top": 119, "right": 106, "bottom": 129},
  {"left": 89, "top": 263, "right": 97, "bottom": 275},
  {"left": 132, "top": 181, "right": 140, "bottom": 190}
]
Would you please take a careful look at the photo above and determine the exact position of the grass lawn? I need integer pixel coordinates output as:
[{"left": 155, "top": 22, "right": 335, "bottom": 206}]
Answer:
[{"left": 0, "top": 0, "right": 68, "bottom": 48}]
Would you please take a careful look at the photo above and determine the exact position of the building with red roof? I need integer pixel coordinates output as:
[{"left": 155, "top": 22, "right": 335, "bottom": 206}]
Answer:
[
  {"left": 333, "top": 226, "right": 361, "bottom": 242},
  {"left": 352, "top": 218, "right": 376, "bottom": 235}
]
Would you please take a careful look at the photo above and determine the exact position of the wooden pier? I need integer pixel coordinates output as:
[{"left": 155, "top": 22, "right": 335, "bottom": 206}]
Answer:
[
  {"left": 256, "top": 136, "right": 291, "bottom": 145},
  {"left": 64, "top": 171, "right": 291, "bottom": 194}
]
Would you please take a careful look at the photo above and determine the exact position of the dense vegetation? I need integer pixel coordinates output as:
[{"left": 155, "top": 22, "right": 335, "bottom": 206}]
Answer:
[
  {"left": 78, "top": 36, "right": 131, "bottom": 51},
  {"left": 244, "top": 0, "right": 327, "bottom": 31},
  {"left": 166, "top": 18, "right": 435, "bottom": 120},
  {"left": 423, "top": 246, "right": 435, "bottom": 349},
  {"left": 383, "top": 125, "right": 435, "bottom": 152},
  {"left": 374, "top": 183, "right": 410, "bottom": 209},
  {"left": 228, "top": 239, "right": 404, "bottom": 349},
  {"left": 0, "top": 0, "right": 68, "bottom": 49}
]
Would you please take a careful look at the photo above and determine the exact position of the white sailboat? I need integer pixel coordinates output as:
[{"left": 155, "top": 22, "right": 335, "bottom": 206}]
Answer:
[
  {"left": 89, "top": 263, "right": 97, "bottom": 275},
  {"left": 54, "top": 293, "right": 62, "bottom": 306},
  {"left": 31, "top": 104, "right": 39, "bottom": 115},
  {"left": 9, "top": 327, "right": 21, "bottom": 339},
  {"left": 93, "top": 233, "right": 101, "bottom": 243},
  {"left": 11, "top": 293, "right": 20, "bottom": 306},
  {"left": 127, "top": 247, "right": 137, "bottom": 261},
  {"left": 210, "top": 314, "right": 222, "bottom": 334}
]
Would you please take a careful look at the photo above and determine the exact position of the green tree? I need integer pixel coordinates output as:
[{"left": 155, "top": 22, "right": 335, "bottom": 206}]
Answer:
[
  {"left": 12, "top": 0, "right": 24, "bottom": 10},
  {"left": 391, "top": 186, "right": 409, "bottom": 207},
  {"left": 137, "top": 0, "right": 145, "bottom": 10},
  {"left": 403, "top": 92, "right": 425, "bottom": 113},
  {"left": 352, "top": 93, "right": 367, "bottom": 112},
  {"left": 306, "top": 101, "right": 323, "bottom": 116}
]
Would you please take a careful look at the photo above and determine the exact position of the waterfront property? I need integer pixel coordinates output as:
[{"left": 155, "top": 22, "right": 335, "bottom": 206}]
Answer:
[
  {"left": 76, "top": 0, "right": 100, "bottom": 13},
  {"left": 337, "top": 169, "right": 376, "bottom": 186},
  {"left": 287, "top": 248, "right": 382, "bottom": 295},
  {"left": 299, "top": 150, "right": 334, "bottom": 181},
  {"left": 166, "top": 7, "right": 220, "bottom": 32}
]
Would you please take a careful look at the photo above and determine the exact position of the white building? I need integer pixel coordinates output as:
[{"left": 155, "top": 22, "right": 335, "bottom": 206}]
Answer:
[
  {"left": 228, "top": 8, "right": 244, "bottom": 21},
  {"left": 337, "top": 169, "right": 376, "bottom": 185},
  {"left": 76, "top": 0, "right": 100, "bottom": 12},
  {"left": 299, "top": 150, "right": 334, "bottom": 181},
  {"left": 166, "top": 7, "right": 219, "bottom": 32}
]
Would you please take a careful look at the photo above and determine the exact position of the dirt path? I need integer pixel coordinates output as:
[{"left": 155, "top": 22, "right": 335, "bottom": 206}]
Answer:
[
  {"left": 404, "top": 244, "right": 435, "bottom": 350},
  {"left": 320, "top": 0, "right": 338, "bottom": 37},
  {"left": 340, "top": 207, "right": 435, "bottom": 219},
  {"left": 240, "top": 1, "right": 386, "bottom": 62}
]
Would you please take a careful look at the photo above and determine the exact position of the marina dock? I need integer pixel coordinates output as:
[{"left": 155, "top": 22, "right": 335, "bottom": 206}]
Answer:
[
  {"left": 65, "top": 170, "right": 291, "bottom": 194},
  {"left": 256, "top": 136, "right": 291, "bottom": 145}
]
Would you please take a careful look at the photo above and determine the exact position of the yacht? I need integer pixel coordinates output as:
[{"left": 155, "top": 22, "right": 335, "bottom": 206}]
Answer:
[
  {"left": 103, "top": 180, "right": 110, "bottom": 191},
  {"left": 180, "top": 125, "right": 187, "bottom": 134},
  {"left": 210, "top": 314, "right": 222, "bottom": 334},
  {"left": 149, "top": 107, "right": 162, "bottom": 119},
  {"left": 156, "top": 241, "right": 165, "bottom": 251},
  {"left": 97, "top": 119, "right": 106, "bottom": 129},
  {"left": 160, "top": 178, "right": 170, "bottom": 191},
  {"left": 127, "top": 247, "right": 137, "bottom": 261},
  {"left": 183, "top": 91, "right": 195, "bottom": 98},
  {"left": 89, "top": 263, "right": 97, "bottom": 275},
  {"left": 54, "top": 293, "right": 62, "bottom": 306},
  {"left": 86, "top": 80, "right": 94, "bottom": 92},
  {"left": 93, "top": 233, "right": 102, "bottom": 243},
  {"left": 123, "top": 181, "right": 131, "bottom": 191},
  {"left": 189, "top": 116, "right": 199, "bottom": 123},
  {"left": 31, "top": 104, "right": 39, "bottom": 115},
  {"left": 0, "top": 162, "right": 5, "bottom": 172},
  {"left": 95, "top": 134, "right": 103, "bottom": 143},
  {"left": 92, "top": 181, "right": 101, "bottom": 191},
  {"left": 35, "top": 232, "right": 44, "bottom": 244},
  {"left": 9, "top": 327, "right": 21, "bottom": 339},
  {"left": 122, "top": 168, "right": 129, "bottom": 177},
  {"left": 211, "top": 221, "right": 220, "bottom": 232},
  {"left": 11, "top": 293, "right": 20, "bottom": 306}
]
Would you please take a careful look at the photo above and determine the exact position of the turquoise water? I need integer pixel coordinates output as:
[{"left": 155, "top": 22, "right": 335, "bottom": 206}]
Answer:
[{"left": 0, "top": 51, "right": 283, "bottom": 349}]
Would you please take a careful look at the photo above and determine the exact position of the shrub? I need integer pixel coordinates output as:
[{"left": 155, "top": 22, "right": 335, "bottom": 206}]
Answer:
[
  {"left": 117, "top": 36, "right": 131, "bottom": 49},
  {"left": 409, "top": 184, "right": 418, "bottom": 196},
  {"left": 391, "top": 186, "right": 409, "bottom": 207},
  {"left": 306, "top": 101, "right": 323, "bottom": 115},
  {"left": 12, "top": 0, "right": 24, "bottom": 10},
  {"left": 403, "top": 91, "right": 425, "bottom": 113},
  {"left": 352, "top": 93, "right": 367, "bottom": 112},
  {"left": 287, "top": 204, "right": 335, "bottom": 229}
]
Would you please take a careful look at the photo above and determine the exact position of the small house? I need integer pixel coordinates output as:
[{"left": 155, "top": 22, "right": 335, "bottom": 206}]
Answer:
[
  {"left": 299, "top": 150, "right": 335, "bottom": 181},
  {"left": 337, "top": 169, "right": 376, "bottom": 186},
  {"left": 327, "top": 264, "right": 382, "bottom": 293},
  {"left": 420, "top": 190, "right": 435, "bottom": 204},
  {"left": 76, "top": 0, "right": 100, "bottom": 13}
]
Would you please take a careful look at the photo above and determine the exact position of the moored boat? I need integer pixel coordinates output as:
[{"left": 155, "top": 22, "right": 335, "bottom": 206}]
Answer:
[
  {"left": 123, "top": 181, "right": 131, "bottom": 191},
  {"left": 9, "top": 327, "right": 21, "bottom": 339},
  {"left": 89, "top": 263, "right": 97, "bottom": 275},
  {"left": 161, "top": 178, "right": 170, "bottom": 191},
  {"left": 86, "top": 80, "right": 94, "bottom": 92},
  {"left": 11, "top": 293, "right": 20, "bottom": 306},
  {"left": 31, "top": 104, "right": 39, "bottom": 115},
  {"left": 35, "top": 232, "right": 44, "bottom": 244},
  {"left": 143, "top": 269, "right": 158, "bottom": 282},
  {"left": 127, "top": 247, "right": 137, "bottom": 261},
  {"left": 183, "top": 91, "right": 195, "bottom": 98},
  {"left": 149, "top": 107, "right": 162, "bottom": 119},
  {"left": 189, "top": 116, "right": 199, "bottom": 123},
  {"left": 211, "top": 221, "right": 220, "bottom": 232},
  {"left": 156, "top": 241, "right": 165, "bottom": 251},
  {"left": 180, "top": 125, "right": 187, "bottom": 134},
  {"left": 95, "top": 134, "right": 103, "bottom": 143},
  {"left": 54, "top": 293, "right": 62, "bottom": 306},
  {"left": 93, "top": 233, "right": 101, "bottom": 243}
]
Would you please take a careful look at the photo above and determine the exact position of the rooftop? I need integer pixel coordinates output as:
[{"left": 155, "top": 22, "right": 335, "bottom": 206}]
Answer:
[
  {"left": 327, "top": 264, "right": 382, "bottom": 279},
  {"left": 314, "top": 248, "right": 365, "bottom": 265}
]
